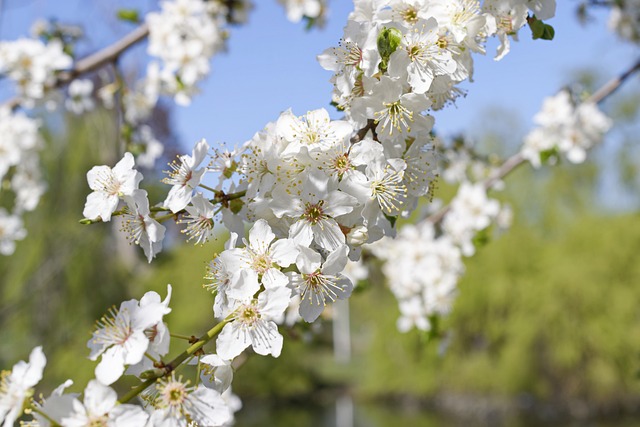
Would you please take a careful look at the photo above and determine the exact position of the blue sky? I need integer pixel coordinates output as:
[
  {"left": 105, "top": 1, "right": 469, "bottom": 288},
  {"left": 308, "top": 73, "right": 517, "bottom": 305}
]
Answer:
[{"left": 0, "top": 1, "right": 637, "bottom": 151}]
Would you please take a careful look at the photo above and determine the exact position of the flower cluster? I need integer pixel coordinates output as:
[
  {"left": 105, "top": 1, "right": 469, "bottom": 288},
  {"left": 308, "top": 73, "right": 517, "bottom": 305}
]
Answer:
[
  {"left": 278, "top": 0, "right": 325, "bottom": 23},
  {"left": 65, "top": 79, "right": 94, "bottom": 115},
  {"left": 0, "top": 38, "right": 71, "bottom": 103},
  {"left": 146, "top": 0, "right": 230, "bottom": 105},
  {"left": 0, "top": 288, "right": 242, "bottom": 427},
  {"left": 0, "top": 347, "right": 46, "bottom": 426},
  {"left": 609, "top": 0, "right": 640, "bottom": 43},
  {"left": 373, "top": 181, "right": 503, "bottom": 332},
  {"left": 371, "top": 221, "right": 463, "bottom": 332},
  {"left": 82, "top": 152, "right": 166, "bottom": 262},
  {"left": 0, "top": 109, "right": 46, "bottom": 255},
  {"left": 522, "top": 90, "right": 612, "bottom": 167},
  {"left": 320, "top": 0, "right": 556, "bottom": 124}
]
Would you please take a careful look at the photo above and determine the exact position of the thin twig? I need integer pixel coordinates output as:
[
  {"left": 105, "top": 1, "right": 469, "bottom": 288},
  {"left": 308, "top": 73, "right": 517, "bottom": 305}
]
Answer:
[
  {"left": 427, "top": 58, "right": 640, "bottom": 225},
  {"left": 4, "top": 23, "right": 149, "bottom": 111},
  {"left": 118, "top": 317, "right": 230, "bottom": 403}
]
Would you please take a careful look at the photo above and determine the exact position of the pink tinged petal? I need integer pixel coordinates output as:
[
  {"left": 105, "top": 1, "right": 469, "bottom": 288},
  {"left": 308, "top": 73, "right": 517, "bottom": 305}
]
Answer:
[
  {"left": 269, "top": 238, "right": 299, "bottom": 267},
  {"left": 248, "top": 219, "right": 275, "bottom": 253},
  {"left": 95, "top": 347, "right": 126, "bottom": 385},
  {"left": 262, "top": 268, "right": 289, "bottom": 289},
  {"left": 312, "top": 219, "right": 345, "bottom": 251},
  {"left": 83, "top": 192, "right": 118, "bottom": 221},
  {"left": 83, "top": 380, "right": 116, "bottom": 416},
  {"left": 216, "top": 322, "right": 251, "bottom": 360},
  {"left": 289, "top": 220, "right": 313, "bottom": 247}
]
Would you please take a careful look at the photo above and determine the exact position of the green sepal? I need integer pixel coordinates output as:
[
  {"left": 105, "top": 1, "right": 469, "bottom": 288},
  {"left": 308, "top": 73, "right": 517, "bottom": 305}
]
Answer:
[
  {"left": 223, "top": 161, "right": 237, "bottom": 179},
  {"left": 383, "top": 213, "right": 398, "bottom": 227},
  {"left": 229, "top": 198, "right": 244, "bottom": 215},
  {"left": 303, "top": 16, "right": 318, "bottom": 31}
]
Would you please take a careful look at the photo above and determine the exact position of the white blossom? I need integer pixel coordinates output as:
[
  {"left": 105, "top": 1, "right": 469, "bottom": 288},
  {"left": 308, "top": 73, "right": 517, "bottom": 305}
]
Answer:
[{"left": 0, "top": 347, "right": 46, "bottom": 427}]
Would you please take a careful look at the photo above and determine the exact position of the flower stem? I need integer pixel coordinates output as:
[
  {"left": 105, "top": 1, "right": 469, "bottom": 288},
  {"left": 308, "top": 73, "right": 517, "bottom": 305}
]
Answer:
[
  {"left": 144, "top": 352, "right": 158, "bottom": 364},
  {"left": 118, "top": 317, "right": 231, "bottom": 403},
  {"left": 195, "top": 355, "right": 202, "bottom": 387},
  {"left": 170, "top": 333, "right": 193, "bottom": 341},
  {"left": 199, "top": 183, "right": 217, "bottom": 193},
  {"left": 155, "top": 213, "right": 177, "bottom": 223}
]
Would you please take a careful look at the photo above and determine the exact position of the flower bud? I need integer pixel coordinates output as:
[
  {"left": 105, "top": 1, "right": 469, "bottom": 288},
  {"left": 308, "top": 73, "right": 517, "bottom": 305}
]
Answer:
[
  {"left": 346, "top": 226, "right": 368, "bottom": 246},
  {"left": 377, "top": 27, "right": 402, "bottom": 72}
]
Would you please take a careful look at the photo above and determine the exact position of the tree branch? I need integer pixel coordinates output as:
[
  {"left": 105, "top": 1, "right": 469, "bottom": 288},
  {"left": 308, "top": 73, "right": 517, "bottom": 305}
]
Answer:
[
  {"left": 427, "top": 58, "right": 640, "bottom": 225},
  {"left": 5, "top": 23, "right": 149, "bottom": 111},
  {"left": 118, "top": 317, "right": 230, "bottom": 404}
]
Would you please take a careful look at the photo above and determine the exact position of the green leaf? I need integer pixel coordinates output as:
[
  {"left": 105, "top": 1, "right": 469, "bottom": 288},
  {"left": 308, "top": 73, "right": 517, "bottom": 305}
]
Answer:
[
  {"left": 303, "top": 16, "right": 317, "bottom": 31},
  {"left": 472, "top": 227, "right": 491, "bottom": 249},
  {"left": 528, "top": 16, "right": 555, "bottom": 40},
  {"left": 529, "top": 18, "right": 545, "bottom": 39},
  {"left": 117, "top": 9, "right": 140, "bottom": 24},
  {"left": 542, "top": 24, "right": 555, "bottom": 40}
]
